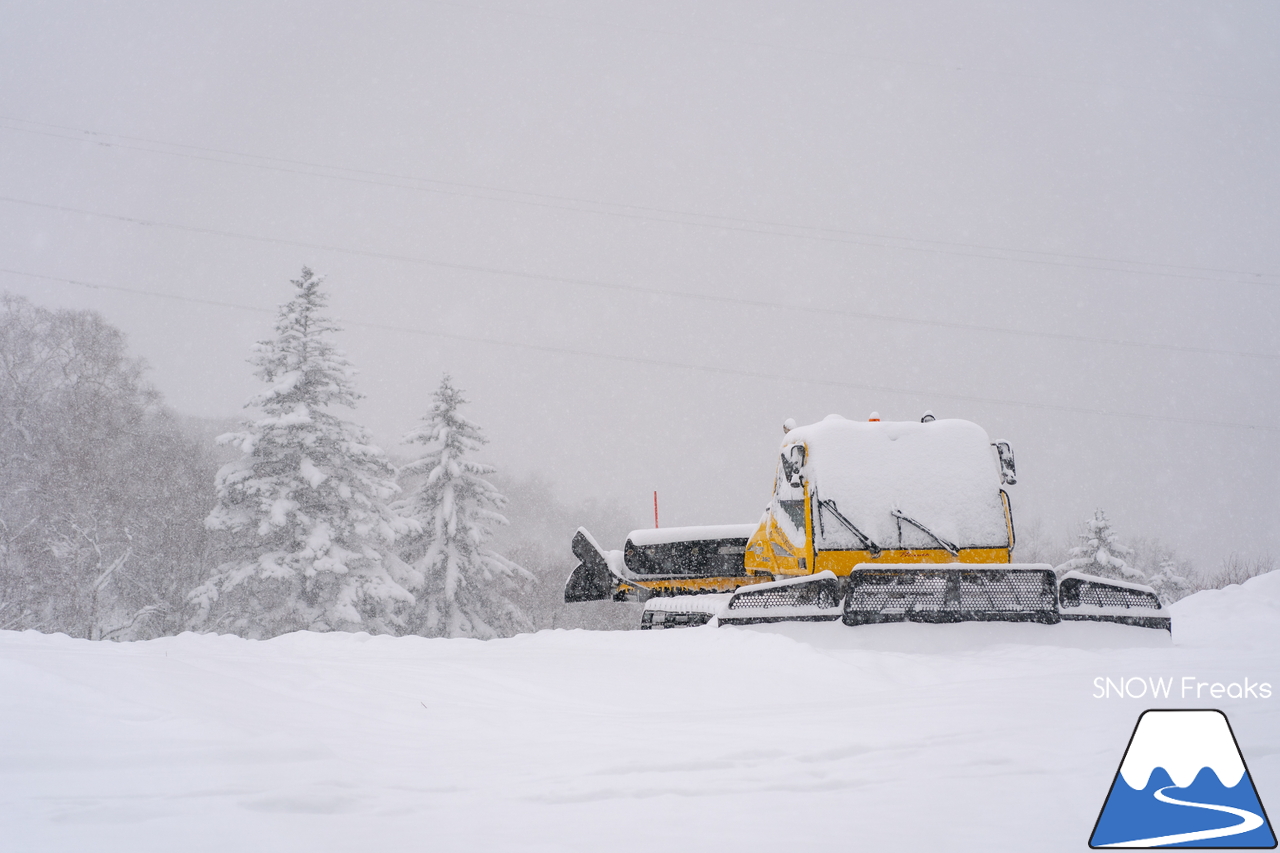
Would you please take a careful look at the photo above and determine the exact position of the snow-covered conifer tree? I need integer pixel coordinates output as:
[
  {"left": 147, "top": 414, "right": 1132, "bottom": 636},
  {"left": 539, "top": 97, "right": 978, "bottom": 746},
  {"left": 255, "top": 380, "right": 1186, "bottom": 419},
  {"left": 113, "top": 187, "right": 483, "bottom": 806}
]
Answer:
[
  {"left": 1056, "top": 509, "right": 1145, "bottom": 582},
  {"left": 1148, "top": 558, "right": 1193, "bottom": 605},
  {"left": 191, "top": 268, "right": 418, "bottom": 636},
  {"left": 395, "top": 376, "right": 532, "bottom": 638}
]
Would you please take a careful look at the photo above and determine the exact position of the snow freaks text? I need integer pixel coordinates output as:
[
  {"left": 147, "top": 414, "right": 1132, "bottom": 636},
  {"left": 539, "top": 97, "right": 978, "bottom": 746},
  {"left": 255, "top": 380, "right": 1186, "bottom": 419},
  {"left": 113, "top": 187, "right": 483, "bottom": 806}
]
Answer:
[{"left": 1093, "top": 677, "right": 1273, "bottom": 700}]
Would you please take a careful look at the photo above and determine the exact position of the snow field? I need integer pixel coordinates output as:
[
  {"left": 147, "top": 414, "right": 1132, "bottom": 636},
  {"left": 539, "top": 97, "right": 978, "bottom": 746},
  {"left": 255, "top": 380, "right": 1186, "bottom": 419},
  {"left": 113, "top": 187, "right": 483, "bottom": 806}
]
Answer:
[{"left": 1, "top": 575, "right": 1277, "bottom": 852}]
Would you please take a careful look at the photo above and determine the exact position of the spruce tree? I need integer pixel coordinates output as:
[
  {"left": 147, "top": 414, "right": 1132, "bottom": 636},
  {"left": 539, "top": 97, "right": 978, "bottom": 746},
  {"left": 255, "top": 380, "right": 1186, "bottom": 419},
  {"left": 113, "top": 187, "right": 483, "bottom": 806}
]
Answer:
[
  {"left": 395, "top": 375, "right": 531, "bottom": 638},
  {"left": 1148, "top": 558, "right": 1193, "bottom": 605},
  {"left": 192, "top": 268, "right": 418, "bottom": 636},
  {"left": 1057, "top": 509, "right": 1146, "bottom": 582}
]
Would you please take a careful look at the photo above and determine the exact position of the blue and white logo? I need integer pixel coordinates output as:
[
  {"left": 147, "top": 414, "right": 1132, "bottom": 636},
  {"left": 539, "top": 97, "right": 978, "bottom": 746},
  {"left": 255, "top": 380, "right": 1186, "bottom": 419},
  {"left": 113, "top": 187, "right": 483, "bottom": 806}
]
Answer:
[{"left": 1091, "top": 709, "right": 1275, "bottom": 848}]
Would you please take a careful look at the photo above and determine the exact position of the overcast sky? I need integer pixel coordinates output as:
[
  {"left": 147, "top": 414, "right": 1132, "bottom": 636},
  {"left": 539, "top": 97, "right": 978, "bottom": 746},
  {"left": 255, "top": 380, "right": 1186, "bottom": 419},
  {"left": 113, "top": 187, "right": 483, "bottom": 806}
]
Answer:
[{"left": 1, "top": 1, "right": 1277, "bottom": 567}]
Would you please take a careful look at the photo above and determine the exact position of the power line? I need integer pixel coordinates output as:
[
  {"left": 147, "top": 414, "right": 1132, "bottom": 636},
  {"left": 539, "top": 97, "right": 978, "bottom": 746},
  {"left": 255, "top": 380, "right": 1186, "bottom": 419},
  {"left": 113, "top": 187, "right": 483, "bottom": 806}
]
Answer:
[
  {"left": 3, "top": 194, "right": 1275, "bottom": 362},
  {"left": 3, "top": 265, "right": 1274, "bottom": 434},
  {"left": 3, "top": 117, "right": 1277, "bottom": 289},
  {"left": 5, "top": 117, "right": 1275, "bottom": 285},
  {"left": 3, "top": 268, "right": 276, "bottom": 316},
  {"left": 429, "top": 0, "right": 1280, "bottom": 108}
]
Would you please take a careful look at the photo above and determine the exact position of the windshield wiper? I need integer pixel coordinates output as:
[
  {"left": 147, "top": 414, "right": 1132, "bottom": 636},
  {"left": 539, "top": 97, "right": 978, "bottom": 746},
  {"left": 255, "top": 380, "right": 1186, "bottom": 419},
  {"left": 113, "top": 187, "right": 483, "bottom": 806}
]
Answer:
[
  {"left": 819, "top": 499, "right": 881, "bottom": 556},
  {"left": 891, "top": 509, "right": 959, "bottom": 555}
]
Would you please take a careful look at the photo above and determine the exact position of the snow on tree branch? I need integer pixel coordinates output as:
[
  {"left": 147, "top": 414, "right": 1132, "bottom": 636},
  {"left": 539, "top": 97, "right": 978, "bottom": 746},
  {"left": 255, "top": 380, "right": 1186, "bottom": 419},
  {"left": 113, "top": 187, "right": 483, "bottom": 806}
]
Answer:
[
  {"left": 192, "top": 269, "right": 419, "bottom": 637},
  {"left": 394, "top": 375, "right": 532, "bottom": 638},
  {"left": 1056, "top": 508, "right": 1147, "bottom": 583}
]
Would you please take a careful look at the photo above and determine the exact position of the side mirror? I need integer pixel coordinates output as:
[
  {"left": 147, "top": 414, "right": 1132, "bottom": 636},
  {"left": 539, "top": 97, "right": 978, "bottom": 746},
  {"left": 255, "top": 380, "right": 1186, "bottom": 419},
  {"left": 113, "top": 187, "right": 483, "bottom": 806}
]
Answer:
[
  {"left": 993, "top": 441, "right": 1016, "bottom": 485},
  {"left": 783, "top": 444, "right": 807, "bottom": 487}
]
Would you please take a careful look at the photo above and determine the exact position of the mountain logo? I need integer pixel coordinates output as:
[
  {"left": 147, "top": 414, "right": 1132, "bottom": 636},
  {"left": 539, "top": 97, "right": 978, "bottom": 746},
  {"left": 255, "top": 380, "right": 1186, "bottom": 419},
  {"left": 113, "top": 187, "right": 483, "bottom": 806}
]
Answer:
[{"left": 1090, "top": 709, "right": 1276, "bottom": 848}]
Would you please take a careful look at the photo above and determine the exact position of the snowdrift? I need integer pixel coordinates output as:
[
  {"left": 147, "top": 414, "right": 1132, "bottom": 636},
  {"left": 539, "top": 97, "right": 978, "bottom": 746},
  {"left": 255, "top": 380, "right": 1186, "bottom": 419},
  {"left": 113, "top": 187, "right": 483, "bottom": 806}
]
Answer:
[
  {"left": 0, "top": 574, "right": 1276, "bottom": 852},
  {"left": 1170, "top": 569, "right": 1280, "bottom": 649}
]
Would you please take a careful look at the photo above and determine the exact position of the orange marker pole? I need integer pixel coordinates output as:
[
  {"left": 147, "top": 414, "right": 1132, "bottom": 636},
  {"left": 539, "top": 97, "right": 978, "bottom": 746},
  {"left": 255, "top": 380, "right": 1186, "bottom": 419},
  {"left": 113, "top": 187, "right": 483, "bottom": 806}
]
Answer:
[{"left": 653, "top": 491, "right": 659, "bottom": 528}]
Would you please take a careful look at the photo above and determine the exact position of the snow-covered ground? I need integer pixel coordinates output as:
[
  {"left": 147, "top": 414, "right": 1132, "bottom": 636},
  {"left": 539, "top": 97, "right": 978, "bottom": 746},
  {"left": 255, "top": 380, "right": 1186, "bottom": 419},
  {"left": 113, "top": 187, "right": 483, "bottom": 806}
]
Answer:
[{"left": 3, "top": 574, "right": 1278, "bottom": 852}]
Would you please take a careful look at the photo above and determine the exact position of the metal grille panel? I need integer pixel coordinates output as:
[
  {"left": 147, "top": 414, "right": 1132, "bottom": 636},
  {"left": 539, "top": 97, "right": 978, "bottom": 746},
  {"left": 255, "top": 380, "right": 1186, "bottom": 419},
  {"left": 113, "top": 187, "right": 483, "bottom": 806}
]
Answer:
[
  {"left": 1059, "top": 577, "right": 1161, "bottom": 610},
  {"left": 640, "top": 610, "right": 714, "bottom": 630},
  {"left": 845, "top": 569, "right": 1057, "bottom": 616},
  {"left": 728, "top": 578, "right": 840, "bottom": 610}
]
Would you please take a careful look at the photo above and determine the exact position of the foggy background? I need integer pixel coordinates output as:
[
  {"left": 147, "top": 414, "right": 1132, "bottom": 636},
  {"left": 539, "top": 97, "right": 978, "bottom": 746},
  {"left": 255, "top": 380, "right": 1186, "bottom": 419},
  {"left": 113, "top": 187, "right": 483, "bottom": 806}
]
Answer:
[{"left": 2, "top": 0, "right": 1276, "bottom": 569}]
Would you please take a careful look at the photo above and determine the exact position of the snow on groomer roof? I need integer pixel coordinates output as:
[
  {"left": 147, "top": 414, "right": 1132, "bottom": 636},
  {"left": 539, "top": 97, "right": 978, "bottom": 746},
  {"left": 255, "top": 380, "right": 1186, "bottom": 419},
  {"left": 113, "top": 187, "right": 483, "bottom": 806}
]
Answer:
[
  {"left": 783, "top": 415, "right": 1010, "bottom": 551},
  {"left": 627, "top": 524, "right": 758, "bottom": 547}
]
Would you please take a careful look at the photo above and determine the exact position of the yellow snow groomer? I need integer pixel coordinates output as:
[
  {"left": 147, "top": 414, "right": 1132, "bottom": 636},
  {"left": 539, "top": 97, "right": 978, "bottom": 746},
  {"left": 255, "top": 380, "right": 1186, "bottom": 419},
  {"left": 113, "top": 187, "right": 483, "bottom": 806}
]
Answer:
[{"left": 566, "top": 414, "right": 1169, "bottom": 631}]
